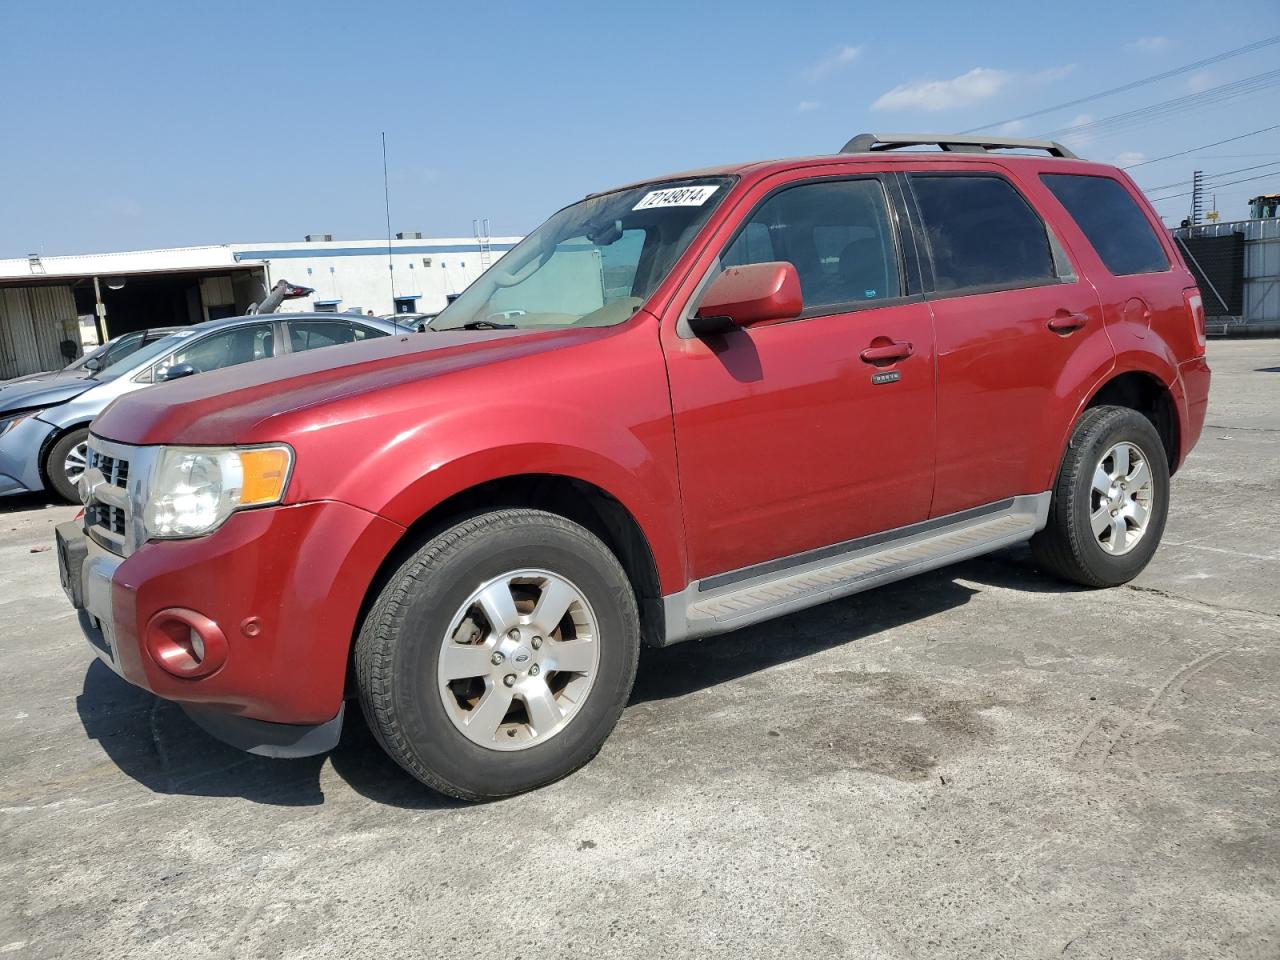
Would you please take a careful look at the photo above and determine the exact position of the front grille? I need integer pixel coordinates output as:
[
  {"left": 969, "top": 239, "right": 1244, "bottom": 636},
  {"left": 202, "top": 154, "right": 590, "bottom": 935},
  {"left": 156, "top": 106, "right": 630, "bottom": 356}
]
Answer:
[
  {"left": 84, "top": 444, "right": 133, "bottom": 554},
  {"left": 88, "top": 449, "right": 129, "bottom": 487},
  {"left": 85, "top": 502, "right": 127, "bottom": 537}
]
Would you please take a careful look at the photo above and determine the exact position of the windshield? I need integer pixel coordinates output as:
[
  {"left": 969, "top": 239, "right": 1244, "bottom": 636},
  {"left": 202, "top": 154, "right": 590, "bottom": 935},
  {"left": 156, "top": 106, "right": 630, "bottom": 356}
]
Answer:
[
  {"left": 95, "top": 330, "right": 197, "bottom": 379},
  {"left": 429, "top": 177, "right": 733, "bottom": 331}
]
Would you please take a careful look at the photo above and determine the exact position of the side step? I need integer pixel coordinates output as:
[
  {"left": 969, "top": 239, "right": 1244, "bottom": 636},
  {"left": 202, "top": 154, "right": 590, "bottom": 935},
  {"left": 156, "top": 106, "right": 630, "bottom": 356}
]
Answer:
[{"left": 662, "top": 493, "right": 1050, "bottom": 645}]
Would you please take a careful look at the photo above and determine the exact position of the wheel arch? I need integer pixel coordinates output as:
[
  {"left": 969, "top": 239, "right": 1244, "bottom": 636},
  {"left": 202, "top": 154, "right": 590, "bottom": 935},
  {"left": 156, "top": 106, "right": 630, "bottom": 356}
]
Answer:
[
  {"left": 1082, "top": 370, "right": 1180, "bottom": 473},
  {"left": 36, "top": 419, "right": 93, "bottom": 490},
  {"left": 355, "top": 473, "right": 669, "bottom": 660}
]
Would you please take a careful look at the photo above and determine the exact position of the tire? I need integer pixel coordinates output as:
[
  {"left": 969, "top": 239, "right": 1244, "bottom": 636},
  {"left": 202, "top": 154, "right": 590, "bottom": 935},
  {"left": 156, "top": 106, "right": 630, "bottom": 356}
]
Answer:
[
  {"left": 355, "top": 508, "right": 640, "bottom": 800},
  {"left": 1032, "top": 405, "right": 1170, "bottom": 588},
  {"left": 45, "top": 427, "right": 90, "bottom": 503}
]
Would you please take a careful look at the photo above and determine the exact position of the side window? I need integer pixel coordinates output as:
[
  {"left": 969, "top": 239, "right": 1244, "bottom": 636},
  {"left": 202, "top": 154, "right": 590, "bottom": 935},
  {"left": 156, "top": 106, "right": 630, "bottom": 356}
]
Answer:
[
  {"left": 1041, "top": 174, "right": 1169, "bottom": 276},
  {"left": 351, "top": 323, "right": 390, "bottom": 341},
  {"left": 910, "top": 175, "right": 1056, "bottom": 292},
  {"left": 167, "top": 323, "right": 275, "bottom": 374},
  {"left": 720, "top": 179, "right": 901, "bottom": 311},
  {"left": 288, "top": 321, "right": 357, "bottom": 352}
]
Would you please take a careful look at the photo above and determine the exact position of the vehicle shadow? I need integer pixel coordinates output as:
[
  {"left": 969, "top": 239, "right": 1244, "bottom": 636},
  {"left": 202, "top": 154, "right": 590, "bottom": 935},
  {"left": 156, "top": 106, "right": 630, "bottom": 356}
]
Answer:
[
  {"left": 76, "top": 545, "right": 1074, "bottom": 806},
  {"left": 75, "top": 659, "right": 467, "bottom": 810},
  {"left": 0, "top": 491, "right": 62, "bottom": 514}
]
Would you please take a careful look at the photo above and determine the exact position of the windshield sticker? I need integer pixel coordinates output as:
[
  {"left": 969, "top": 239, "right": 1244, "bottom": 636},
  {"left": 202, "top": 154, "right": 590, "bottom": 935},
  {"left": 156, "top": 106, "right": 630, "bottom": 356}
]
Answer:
[{"left": 633, "top": 185, "right": 720, "bottom": 210}]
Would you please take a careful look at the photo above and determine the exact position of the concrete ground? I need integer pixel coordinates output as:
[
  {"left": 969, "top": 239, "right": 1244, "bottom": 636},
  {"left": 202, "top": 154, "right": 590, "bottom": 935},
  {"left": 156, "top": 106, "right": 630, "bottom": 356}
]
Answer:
[{"left": 1, "top": 339, "right": 1277, "bottom": 959}]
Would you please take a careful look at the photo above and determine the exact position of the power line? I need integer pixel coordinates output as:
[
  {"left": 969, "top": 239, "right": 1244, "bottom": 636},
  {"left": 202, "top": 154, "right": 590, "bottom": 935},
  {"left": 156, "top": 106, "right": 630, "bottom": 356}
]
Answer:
[
  {"left": 1122, "top": 123, "right": 1280, "bottom": 169},
  {"left": 1139, "top": 160, "right": 1280, "bottom": 193},
  {"left": 1040, "top": 69, "right": 1280, "bottom": 140},
  {"left": 1148, "top": 171, "right": 1280, "bottom": 203},
  {"left": 963, "top": 35, "right": 1280, "bottom": 133}
]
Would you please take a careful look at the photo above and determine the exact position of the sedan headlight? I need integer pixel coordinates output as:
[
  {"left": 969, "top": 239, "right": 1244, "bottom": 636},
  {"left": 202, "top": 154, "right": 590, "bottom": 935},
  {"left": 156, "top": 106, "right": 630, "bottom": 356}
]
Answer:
[
  {"left": 143, "top": 445, "right": 293, "bottom": 539},
  {"left": 0, "top": 411, "right": 35, "bottom": 438}
]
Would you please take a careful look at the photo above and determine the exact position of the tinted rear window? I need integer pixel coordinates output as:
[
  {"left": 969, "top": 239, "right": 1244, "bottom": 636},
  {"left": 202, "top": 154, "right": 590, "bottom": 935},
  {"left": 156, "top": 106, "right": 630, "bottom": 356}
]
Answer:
[
  {"left": 910, "top": 175, "right": 1056, "bottom": 292},
  {"left": 1041, "top": 174, "right": 1169, "bottom": 276}
]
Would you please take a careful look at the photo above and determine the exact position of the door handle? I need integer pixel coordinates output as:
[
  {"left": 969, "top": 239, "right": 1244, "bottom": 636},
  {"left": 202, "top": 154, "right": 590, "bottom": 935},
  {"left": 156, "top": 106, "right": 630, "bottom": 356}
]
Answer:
[
  {"left": 1047, "top": 312, "right": 1088, "bottom": 334},
  {"left": 859, "top": 341, "right": 913, "bottom": 365}
]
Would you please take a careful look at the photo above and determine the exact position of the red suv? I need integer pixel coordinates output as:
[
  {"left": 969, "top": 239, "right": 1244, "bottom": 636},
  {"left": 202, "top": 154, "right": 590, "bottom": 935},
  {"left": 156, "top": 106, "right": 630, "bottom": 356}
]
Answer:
[{"left": 58, "top": 133, "right": 1211, "bottom": 799}]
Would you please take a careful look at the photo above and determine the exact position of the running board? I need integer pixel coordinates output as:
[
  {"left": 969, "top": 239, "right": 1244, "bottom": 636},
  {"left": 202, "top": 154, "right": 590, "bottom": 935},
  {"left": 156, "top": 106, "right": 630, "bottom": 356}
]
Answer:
[{"left": 661, "top": 493, "right": 1050, "bottom": 645}]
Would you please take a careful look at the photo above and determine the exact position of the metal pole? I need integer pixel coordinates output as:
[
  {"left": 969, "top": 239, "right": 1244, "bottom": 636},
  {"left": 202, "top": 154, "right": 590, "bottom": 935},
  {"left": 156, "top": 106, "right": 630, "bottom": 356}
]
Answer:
[{"left": 92, "top": 275, "right": 108, "bottom": 341}]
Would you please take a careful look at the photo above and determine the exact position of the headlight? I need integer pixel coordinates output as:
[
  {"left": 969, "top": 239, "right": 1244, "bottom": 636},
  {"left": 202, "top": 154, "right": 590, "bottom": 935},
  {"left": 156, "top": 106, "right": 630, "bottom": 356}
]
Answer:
[
  {"left": 143, "top": 445, "right": 293, "bottom": 539},
  {"left": 0, "top": 411, "right": 35, "bottom": 438}
]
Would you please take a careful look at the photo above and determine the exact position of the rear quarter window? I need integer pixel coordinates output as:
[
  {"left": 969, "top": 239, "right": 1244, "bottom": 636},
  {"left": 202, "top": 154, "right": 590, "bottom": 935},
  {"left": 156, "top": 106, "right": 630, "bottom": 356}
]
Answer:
[{"left": 1041, "top": 174, "right": 1169, "bottom": 276}]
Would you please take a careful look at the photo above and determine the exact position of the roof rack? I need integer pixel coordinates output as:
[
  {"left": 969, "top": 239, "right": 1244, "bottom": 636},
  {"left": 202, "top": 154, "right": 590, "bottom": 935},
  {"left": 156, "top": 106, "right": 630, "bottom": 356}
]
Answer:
[{"left": 840, "top": 132, "right": 1078, "bottom": 160}]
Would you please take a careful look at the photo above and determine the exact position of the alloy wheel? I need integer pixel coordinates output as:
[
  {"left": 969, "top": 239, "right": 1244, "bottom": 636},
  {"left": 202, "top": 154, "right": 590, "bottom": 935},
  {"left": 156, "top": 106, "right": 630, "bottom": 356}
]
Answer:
[
  {"left": 1089, "top": 441, "right": 1155, "bottom": 556},
  {"left": 436, "top": 569, "right": 600, "bottom": 751}
]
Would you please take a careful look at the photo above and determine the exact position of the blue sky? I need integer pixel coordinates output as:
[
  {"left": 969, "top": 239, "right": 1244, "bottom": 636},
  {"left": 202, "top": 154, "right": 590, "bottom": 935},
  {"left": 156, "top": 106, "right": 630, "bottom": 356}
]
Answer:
[{"left": 1, "top": 0, "right": 1277, "bottom": 257}]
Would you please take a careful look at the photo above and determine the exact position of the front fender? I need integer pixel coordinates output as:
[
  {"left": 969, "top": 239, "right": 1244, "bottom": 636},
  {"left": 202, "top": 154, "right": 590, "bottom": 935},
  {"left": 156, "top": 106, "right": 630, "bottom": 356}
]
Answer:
[
  {"left": 375, "top": 426, "right": 685, "bottom": 595},
  {"left": 280, "top": 320, "right": 687, "bottom": 593}
]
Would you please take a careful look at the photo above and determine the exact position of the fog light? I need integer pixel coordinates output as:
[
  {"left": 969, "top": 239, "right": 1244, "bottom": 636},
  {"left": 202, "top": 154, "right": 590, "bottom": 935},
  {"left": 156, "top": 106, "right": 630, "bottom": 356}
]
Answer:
[{"left": 144, "top": 608, "right": 227, "bottom": 679}]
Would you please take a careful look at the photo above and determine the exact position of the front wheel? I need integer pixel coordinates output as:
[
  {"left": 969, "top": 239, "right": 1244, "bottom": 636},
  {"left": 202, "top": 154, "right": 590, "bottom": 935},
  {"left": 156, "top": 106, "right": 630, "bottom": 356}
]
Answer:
[
  {"left": 1032, "top": 405, "right": 1170, "bottom": 587},
  {"left": 46, "top": 427, "right": 90, "bottom": 503},
  {"left": 355, "top": 509, "right": 640, "bottom": 800}
]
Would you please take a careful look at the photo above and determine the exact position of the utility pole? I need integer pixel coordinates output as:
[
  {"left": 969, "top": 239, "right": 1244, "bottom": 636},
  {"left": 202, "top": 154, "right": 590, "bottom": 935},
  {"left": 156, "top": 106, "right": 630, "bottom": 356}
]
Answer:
[{"left": 1190, "top": 170, "right": 1206, "bottom": 226}]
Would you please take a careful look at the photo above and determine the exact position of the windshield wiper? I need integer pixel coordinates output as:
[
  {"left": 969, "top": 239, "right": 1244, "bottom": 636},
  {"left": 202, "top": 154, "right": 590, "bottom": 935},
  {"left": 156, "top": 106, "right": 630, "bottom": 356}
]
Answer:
[{"left": 436, "top": 319, "right": 517, "bottom": 331}]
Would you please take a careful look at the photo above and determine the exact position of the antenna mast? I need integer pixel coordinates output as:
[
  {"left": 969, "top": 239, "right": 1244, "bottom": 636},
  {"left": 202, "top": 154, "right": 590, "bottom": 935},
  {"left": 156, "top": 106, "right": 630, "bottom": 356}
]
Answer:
[{"left": 382, "top": 132, "right": 395, "bottom": 305}]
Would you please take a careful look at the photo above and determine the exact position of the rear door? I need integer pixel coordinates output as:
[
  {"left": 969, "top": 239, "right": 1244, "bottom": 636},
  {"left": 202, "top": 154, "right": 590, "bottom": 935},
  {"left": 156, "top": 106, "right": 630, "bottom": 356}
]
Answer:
[
  {"left": 903, "top": 166, "right": 1113, "bottom": 517},
  {"left": 661, "top": 169, "right": 937, "bottom": 581}
]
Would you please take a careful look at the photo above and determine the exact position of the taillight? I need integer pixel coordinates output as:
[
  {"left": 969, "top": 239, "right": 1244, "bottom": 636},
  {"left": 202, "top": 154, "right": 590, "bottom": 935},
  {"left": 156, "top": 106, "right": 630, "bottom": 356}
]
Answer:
[{"left": 1183, "top": 289, "right": 1205, "bottom": 353}]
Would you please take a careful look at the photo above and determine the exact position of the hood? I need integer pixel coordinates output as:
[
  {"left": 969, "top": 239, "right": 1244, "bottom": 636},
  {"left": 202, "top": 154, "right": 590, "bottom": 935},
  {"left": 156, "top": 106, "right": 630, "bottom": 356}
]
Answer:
[
  {"left": 92, "top": 326, "right": 614, "bottom": 445},
  {"left": 0, "top": 369, "right": 58, "bottom": 387},
  {"left": 0, "top": 373, "right": 95, "bottom": 414}
]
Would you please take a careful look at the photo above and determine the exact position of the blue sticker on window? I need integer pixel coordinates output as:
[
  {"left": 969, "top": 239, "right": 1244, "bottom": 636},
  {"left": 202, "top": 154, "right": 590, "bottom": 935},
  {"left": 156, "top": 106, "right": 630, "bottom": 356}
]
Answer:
[{"left": 864, "top": 289, "right": 877, "bottom": 298}]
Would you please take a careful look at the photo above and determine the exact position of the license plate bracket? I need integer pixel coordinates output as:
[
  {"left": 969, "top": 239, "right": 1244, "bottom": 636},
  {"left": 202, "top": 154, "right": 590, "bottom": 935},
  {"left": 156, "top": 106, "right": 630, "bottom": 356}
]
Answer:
[{"left": 55, "top": 521, "right": 88, "bottom": 609}]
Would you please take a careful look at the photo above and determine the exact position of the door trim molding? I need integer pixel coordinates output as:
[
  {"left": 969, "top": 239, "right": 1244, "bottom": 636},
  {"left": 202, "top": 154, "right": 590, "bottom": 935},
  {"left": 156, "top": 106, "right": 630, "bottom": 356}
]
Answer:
[{"left": 661, "top": 492, "right": 1050, "bottom": 646}]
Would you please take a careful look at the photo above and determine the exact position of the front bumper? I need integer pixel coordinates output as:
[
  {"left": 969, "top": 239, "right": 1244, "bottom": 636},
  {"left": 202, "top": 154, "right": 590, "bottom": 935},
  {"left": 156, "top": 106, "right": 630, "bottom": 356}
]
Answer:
[
  {"left": 58, "top": 499, "right": 404, "bottom": 757},
  {"left": 0, "top": 414, "right": 55, "bottom": 496}
]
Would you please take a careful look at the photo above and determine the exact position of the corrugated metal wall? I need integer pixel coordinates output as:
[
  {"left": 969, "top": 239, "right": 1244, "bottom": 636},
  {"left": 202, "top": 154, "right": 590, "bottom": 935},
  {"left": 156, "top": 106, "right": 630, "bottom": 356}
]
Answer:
[
  {"left": 1174, "top": 219, "right": 1280, "bottom": 333},
  {"left": 0, "top": 285, "right": 80, "bottom": 379}
]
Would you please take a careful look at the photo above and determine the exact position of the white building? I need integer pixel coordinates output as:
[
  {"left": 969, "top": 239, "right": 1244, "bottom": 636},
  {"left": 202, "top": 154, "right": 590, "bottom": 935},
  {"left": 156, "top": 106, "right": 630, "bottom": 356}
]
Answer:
[
  {"left": 0, "top": 233, "right": 520, "bottom": 379},
  {"left": 230, "top": 234, "right": 520, "bottom": 317}
]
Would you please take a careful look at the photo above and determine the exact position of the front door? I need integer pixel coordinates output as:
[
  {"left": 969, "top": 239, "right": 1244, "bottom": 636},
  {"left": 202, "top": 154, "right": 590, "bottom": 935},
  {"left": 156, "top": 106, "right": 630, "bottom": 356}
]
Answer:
[{"left": 661, "top": 172, "right": 937, "bottom": 581}]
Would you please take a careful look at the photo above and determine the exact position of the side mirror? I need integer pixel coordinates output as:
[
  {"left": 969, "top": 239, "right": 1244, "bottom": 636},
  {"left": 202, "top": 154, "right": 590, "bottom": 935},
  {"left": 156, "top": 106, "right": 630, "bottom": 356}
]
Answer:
[
  {"left": 161, "top": 363, "right": 198, "bottom": 382},
  {"left": 82, "top": 356, "right": 102, "bottom": 372},
  {"left": 691, "top": 261, "right": 803, "bottom": 335}
]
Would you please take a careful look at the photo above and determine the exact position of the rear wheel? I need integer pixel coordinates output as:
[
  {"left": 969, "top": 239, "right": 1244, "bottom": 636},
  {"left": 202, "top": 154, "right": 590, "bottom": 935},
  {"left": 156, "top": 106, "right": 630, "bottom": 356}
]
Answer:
[
  {"left": 46, "top": 427, "right": 90, "bottom": 503},
  {"left": 355, "top": 509, "right": 640, "bottom": 800},
  {"left": 1032, "top": 405, "right": 1170, "bottom": 587}
]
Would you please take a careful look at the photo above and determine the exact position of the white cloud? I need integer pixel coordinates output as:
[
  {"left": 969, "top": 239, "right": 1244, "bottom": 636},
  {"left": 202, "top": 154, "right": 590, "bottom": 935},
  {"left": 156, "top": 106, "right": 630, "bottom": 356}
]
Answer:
[
  {"left": 796, "top": 100, "right": 821, "bottom": 112},
  {"left": 1113, "top": 151, "right": 1146, "bottom": 167},
  {"left": 1187, "top": 70, "right": 1213, "bottom": 92},
  {"left": 872, "top": 67, "right": 1010, "bottom": 112},
  {"left": 1127, "top": 36, "right": 1168, "bottom": 52},
  {"left": 1061, "top": 114, "right": 1096, "bottom": 148},
  {"left": 1032, "top": 64, "right": 1076, "bottom": 84},
  {"left": 803, "top": 45, "right": 863, "bottom": 82},
  {"left": 997, "top": 119, "right": 1027, "bottom": 134}
]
